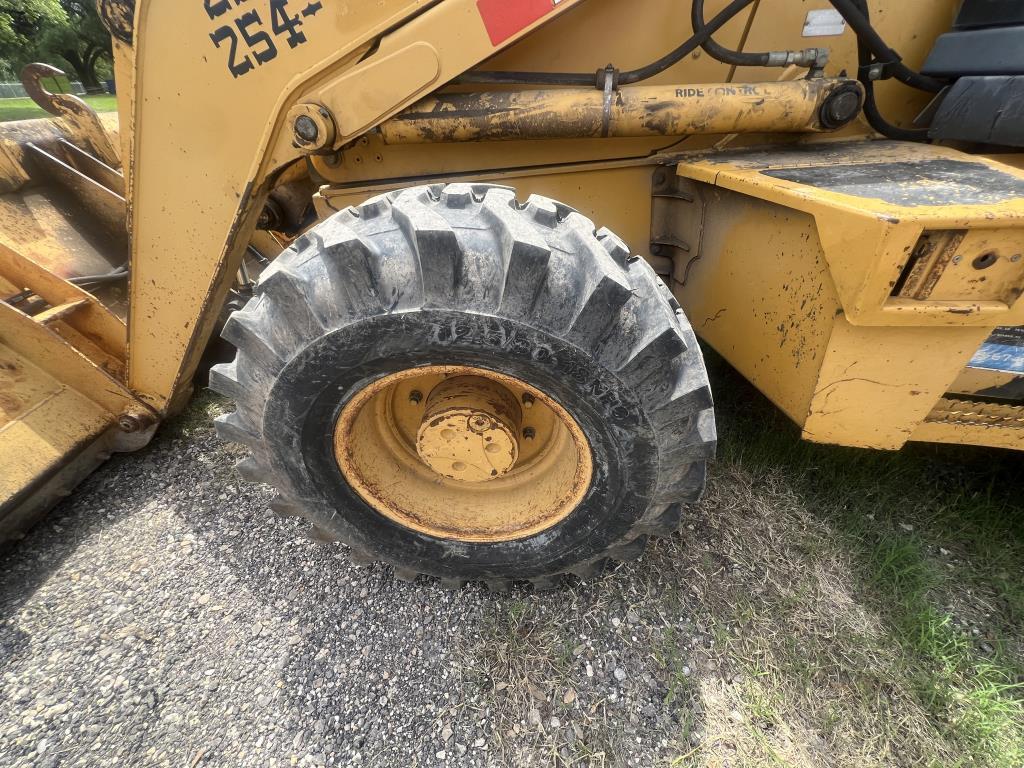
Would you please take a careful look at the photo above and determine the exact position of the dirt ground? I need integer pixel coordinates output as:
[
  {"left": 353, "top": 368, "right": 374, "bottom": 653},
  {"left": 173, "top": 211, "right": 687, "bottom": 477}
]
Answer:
[{"left": 1, "top": 350, "right": 1022, "bottom": 767}]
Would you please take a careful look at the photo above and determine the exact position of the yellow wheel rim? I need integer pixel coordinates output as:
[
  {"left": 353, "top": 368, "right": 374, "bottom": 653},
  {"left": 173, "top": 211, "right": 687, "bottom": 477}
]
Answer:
[{"left": 333, "top": 365, "right": 593, "bottom": 542}]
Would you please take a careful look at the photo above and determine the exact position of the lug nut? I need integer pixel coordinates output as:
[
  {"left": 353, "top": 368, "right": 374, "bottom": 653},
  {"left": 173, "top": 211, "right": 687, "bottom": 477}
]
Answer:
[
  {"left": 523, "top": 427, "right": 536, "bottom": 440},
  {"left": 409, "top": 390, "right": 423, "bottom": 405},
  {"left": 522, "top": 393, "right": 535, "bottom": 409}
]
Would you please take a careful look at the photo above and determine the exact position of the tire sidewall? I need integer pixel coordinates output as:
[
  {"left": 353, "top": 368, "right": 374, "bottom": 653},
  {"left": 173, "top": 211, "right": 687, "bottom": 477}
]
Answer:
[{"left": 262, "top": 310, "right": 659, "bottom": 580}]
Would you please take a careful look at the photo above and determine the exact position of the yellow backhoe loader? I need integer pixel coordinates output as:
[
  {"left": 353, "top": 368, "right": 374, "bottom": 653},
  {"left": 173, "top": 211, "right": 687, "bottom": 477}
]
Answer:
[{"left": 1, "top": 0, "right": 1022, "bottom": 586}]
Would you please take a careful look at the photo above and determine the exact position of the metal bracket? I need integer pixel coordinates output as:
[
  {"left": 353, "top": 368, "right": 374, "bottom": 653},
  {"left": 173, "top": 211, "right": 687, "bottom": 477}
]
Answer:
[
  {"left": 20, "top": 63, "right": 121, "bottom": 169},
  {"left": 599, "top": 65, "right": 616, "bottom": 138},
  {"left": 650, "top": 166, "right": 707, "bottom": 287}
]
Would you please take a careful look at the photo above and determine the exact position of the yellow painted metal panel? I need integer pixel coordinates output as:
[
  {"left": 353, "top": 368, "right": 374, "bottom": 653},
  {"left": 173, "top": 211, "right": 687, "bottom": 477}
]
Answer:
[
  {"left": 0, "top": 301, "right": 144, "bottom": 419},
  {"left": 668, "top": 187, "right": 838, "bottom": 422},
  {"left": 0, "top": 342, "right": 110, "bottom": 506},
  {"left": 318, "top": 159, "right": 661, "bottom": 272},
  {"left": 675, "top": 141, "right": 1024, "bottom": 327},
  {"left": 804, "top": 320, "right": 990, "bottom": 449},
  {"left": 125, "top": 0, "right": 588, "bottom": 410},
  {"left": 668, "top": 142, "right": 1024, "bottom": 450}
]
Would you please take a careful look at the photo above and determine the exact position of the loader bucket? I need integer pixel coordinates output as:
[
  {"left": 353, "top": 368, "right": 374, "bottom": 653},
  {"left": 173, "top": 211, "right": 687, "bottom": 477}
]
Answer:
[{"left": 0, "top": 70, "right": 152, "bottom": 543}]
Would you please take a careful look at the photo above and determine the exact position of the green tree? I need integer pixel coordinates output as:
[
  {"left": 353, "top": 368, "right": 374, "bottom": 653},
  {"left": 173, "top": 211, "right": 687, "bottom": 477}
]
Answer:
[
  {"left": 0, "top": 0, "right": 112, "bottom": 91},
  {"left": 0, "top": 0, "right": 66, "bottom": 80},
  {"left": 38, "top": 1, "right": 113, "bottom": 91}
]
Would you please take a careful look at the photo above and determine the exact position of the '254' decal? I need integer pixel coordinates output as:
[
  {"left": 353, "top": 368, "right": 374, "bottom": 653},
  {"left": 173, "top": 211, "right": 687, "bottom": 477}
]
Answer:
[{"left": 206, "top": 0, "right": 324, "bottom": 79}]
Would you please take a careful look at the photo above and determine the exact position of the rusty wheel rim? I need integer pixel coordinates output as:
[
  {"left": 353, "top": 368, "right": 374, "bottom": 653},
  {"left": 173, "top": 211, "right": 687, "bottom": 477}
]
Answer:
[{"left": 333, "top": 365, "right": 593, "bottom": 542}]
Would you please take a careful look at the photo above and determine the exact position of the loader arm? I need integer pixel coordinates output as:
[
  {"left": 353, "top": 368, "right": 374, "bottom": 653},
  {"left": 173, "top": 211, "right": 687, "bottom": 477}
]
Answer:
[{"left": 118, "top": 0, "right": 588, "bottom": 411}]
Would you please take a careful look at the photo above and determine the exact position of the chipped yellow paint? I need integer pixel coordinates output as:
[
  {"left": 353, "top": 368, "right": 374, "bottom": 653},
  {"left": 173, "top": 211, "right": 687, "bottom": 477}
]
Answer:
[
  {"left": 122, "top": 0, "right": 590, "bottom": 410},
  {"left": 378, "top": 79, "right": 855, "bottom": 143},
  {"left": 333, "top": 366, "right": 593, "bottom": 543},
  {"left": 670, "top": 140, "right": 1024, "bottom": 450},
  {"left": 415, "top": 376, "right": 522, "bottom": 483},
  {"left": 675, "top": 141, "right": 1024, "bottom": 327},
  {"left": 1, "top": 0, "right": 1021, "bottom": 529}
]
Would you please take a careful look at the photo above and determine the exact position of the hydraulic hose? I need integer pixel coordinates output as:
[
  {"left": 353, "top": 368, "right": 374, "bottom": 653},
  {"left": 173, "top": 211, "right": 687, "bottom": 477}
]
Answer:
[
  {"left": 618, "top": 0, "right": 756, "bottom": 84},
  {"left": 458, "top": 0, "right": 945, "bottom": 98},
  {"left": 691, "top": 0, "right": 771, "bottom": 67},
  {"left": 827, "top": 0, "right": 946, "bottom": 93},
  {"left": 850, "top": 0, "right": 931, "bottom": 140},
  {"left": 68, "top": 264, "right": 129, "bottom": 288},
  {"left": 455, "top": 0, "right": 756, "bottom": 86},
  {"left": 691, "top": 0, "right": 827, "bottom": 69},
  {"left": 860, "top": 81, "right": 929, "bottom": 140},
  {"left": 454, "top": 0, "right": 942, "bottom": 143}
]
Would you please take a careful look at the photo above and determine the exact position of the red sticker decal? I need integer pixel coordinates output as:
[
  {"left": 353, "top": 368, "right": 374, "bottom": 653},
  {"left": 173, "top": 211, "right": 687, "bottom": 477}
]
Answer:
[{"left": 476, "top": 0, "right": 556, "bottom": 46}]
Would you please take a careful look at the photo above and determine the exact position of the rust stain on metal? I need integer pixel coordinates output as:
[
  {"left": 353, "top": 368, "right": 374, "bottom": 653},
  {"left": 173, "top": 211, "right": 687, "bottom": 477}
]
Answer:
[
  {"left": 379, "top": 79, "right": 854, "bottom": 144},
  {"left": 333, "top": 365, "right": 593, "bottom": 542}
]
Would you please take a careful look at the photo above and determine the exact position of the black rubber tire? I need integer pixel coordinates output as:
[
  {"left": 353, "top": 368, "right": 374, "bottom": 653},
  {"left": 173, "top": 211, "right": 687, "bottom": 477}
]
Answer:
[{"left": 209, "top": 183, "right": 715, "bottom": 589}]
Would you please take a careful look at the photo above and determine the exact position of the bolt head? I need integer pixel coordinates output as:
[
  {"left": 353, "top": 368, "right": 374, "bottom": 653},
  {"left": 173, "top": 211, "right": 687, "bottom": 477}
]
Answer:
[
  {"left": 118, "top": 413, "right": 142, "bottom": 433},
  {"left": 468, "top": 415, "right": 493, "bottom": 433},
  {"left": 523, "top": 427, "right": 536, "bottom": 440},
  {"left": 952, "top": 255, "right": 963, "bottom": 265},
  {"left": 1011, "top": 254, "right": 1022, "bottom": 263},
  {"left": 294, "top": 115, "right": 319, "bottom": 144}
]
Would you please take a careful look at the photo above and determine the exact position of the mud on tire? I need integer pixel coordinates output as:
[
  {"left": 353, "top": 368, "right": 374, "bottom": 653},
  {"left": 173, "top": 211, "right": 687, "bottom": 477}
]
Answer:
[{"left": 209, "top": 184, "right": 716, "bottom": 588}]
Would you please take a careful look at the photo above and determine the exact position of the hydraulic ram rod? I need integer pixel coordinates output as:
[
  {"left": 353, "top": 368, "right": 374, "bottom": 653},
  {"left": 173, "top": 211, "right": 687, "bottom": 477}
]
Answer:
[{"left": 378, "top": 78, "right": 863, "bottom": 144}]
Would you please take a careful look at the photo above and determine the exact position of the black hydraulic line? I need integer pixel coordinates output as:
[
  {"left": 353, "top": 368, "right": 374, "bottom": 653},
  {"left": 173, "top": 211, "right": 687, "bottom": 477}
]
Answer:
[
  {"left": 860, "top": 80, "right": 929, "bottom": 140},
  {"left": 3, "top": 288, "right": 33, "bottom": 305},
  {"left": 691, "top": 0, "right": 769, "bottom": 67},
  {"left": 850, "top": 0, "right": 930, "bottom": 140},
  {"left": 618, "top": 0, "right": 757, "bottom": 84},
  {"left": 458, "top": 0, "right": 945, "bottom": 96},
  {"left": 827, "top": 0, "right": 946, "bottom": 93},
  {"left": 454, "top": 0, "right": 756, "bottom": 87},
  {"left": 454, "top": 0, "right": 942, "bottom": 142},
  {"left": 3, "top": 264, "right": 128, "bottom": 307},
  {"left": 68, "top": 264, "right": 129, "bottom": 287}
]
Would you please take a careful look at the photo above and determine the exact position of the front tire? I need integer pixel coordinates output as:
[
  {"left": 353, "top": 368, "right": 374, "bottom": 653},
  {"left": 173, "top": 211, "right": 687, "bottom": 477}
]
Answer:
[{"left": 210, "top": 184, "right": 715, "bottom": 588}]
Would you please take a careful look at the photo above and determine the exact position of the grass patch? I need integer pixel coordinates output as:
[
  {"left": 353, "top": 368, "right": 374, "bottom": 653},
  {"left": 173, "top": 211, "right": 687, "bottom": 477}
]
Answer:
[
  {"left": 0, "top": 94, "right": 118, "bottom": 122},
  {"left": 455, "top": 344, "right": 1024, "bottom": 766},
  {"left": 688, "top": 348, "right": 1024, "bottom": 767}
]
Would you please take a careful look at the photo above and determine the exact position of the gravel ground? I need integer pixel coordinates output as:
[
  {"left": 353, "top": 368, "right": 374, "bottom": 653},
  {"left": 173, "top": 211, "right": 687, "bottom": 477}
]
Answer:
[
  {"left": 2, "top": 386, "right": 1021, "bottom": 767},
  {"left": 0, "top": 395, "right": 711, "bottom": 768}
]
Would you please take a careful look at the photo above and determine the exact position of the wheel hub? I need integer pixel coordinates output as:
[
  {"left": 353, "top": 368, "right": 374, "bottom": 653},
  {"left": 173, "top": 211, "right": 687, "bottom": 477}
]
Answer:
[
  {"left": 415, "top": 376, "right": 521, "bottom": 482},
  {"left": 332, "top": 365, "right": 593, "bottom": 542}
]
